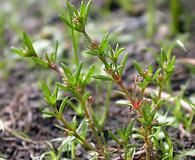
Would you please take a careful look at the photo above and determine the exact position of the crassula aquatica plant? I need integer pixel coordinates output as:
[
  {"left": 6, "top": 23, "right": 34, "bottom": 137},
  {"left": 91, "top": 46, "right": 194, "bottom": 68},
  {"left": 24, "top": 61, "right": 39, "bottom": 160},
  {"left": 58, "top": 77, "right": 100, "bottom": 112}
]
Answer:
[{"left": 12, "top": 1, "right": 189, "bottom": 159}]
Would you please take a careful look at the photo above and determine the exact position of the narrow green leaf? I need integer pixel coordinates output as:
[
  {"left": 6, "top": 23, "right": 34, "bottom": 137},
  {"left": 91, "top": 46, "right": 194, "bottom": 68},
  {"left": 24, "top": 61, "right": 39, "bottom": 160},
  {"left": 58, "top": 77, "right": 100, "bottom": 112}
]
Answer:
[
  {"left": 65, "top": 0, "right": 79, "bottom": 17},
  {"left": 85, "top": 50, "right": 97, "bottom": 56},
  {"left": 119, "top": 52, "right": 128, "bottom": 76},
  {"left": 153, "top": 68, "right": 161, "bottom": 80},
  {"left": 56, "top": 82, "right": 69, "bottom": 91},
  {"left": 82, "top": 92, "right": 91, "bottom": 102},
  {"left": 115, "top": 48, "right": 125, "bottom": 58},
  {"left": 84, "top": 0, "right": 92, "bottom": 23},
  {"left": 11, "top": 47, "right": 25, "bottom": 57},
  {"left": 80, "top": 1, "right": 85, "bottom": 19},
  {"left": 53, "top": 86, "right": 59, "bottom": 98},
  {"left": 99, "top": 33, "right": 109, "bottom": 55},
  {"left": 133, "top": 60, "right": 143, "bottom": 75},
  {"left": 162, "top": 127, "right": 173, "bottom": 158},
  {"left": 67, "top": 100, "right": 83, "bottom": 116},
  {"left": 49, "top": 96, "right": 56, "bottom": 106},
  {"left": 59, "top": 97, "right": 68, "bottom": 114},
  {"left": 42, "top": 82, "right": 51, "bottom": 97},
  {"left": 43, "top": 94, "right": 51, "bottom": 105},
  {"left": 92, "top": 74, "right": 113, "bottom": 81},
  {"left": 51, "top": 41, "right": 58, "bottom": 62},
  {"left": 116, "top": 129, "right": 125, "bottom": 141},
  {"left": 32, "top": 57, "right": 49, "bottom": 68},
  {"left": 71, "top": 116, "right": 78, "bottom": 131},
  {"left": 59, "top": 14, "right": 72, "bottom": 28},
  {"left": 108, "top": 131, "right": 121, "bottom": 145},
  {"left": 75, "top": 62, "right": 83, "bottom": 83},
  {"left": 83, "top": 65, "right": 95, "bottom": 85},
  {"left": 160, "top": 48, "right": 167, "bottom": 62},
  {"left": 127, "top": 148, "right": 135, "bottom": 159},
  {"left": 42, "top": 110, "right": 56, "bottom": 118},
  {"left": 23, "top": 32, "right": 37, "bottom": 57},
  {"left": 61, "top": 63, "right": 72, "bottom": 78},
  {"left": 125, "top": 119, "right": 134, "bottom": 138},
  {"left": 148, "top": 64, "right": 153, "bottom": 74},
  {"left": 167, "top": 55, "right": 176, "bottom": 72}
]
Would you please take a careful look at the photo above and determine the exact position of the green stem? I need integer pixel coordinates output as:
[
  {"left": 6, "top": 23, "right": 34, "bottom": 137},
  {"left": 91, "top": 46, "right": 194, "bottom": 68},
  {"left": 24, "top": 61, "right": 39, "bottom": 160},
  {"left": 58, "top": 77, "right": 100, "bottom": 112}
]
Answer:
[
  {"left": 147, "top": 0, "right": 155, "bottom": 39},
  {"left": 82, "top": 30, "right": 93, "bottom": 43},
  {"left": 170, "top": 0, "right": 181, "bottom": 35},
  {"left": 59, "top": 115, "right": 98, "bottom": 152},
  {"left": 144, "top": 127, "right": 153, "bottom": 160},
  {"left": 71, "top": 29, "right": 79, "bottom": 66},
  {"left": 81, "top": 101, "right": 105, "bottom": 154},
  {"left": 67, "top": 0, "right": 79, "bottom": 65},
  {"left": 117, "top": 80, "right": 134, "bottom": 104},
  {"left": 100, "top": 82, "right": 112, "bottom": 129},
  {"left": 153, "top": 84, "right": 163, "bottom": 111},
  {"left": 82, "top": 30, "right": 135, "bottom": 107}
]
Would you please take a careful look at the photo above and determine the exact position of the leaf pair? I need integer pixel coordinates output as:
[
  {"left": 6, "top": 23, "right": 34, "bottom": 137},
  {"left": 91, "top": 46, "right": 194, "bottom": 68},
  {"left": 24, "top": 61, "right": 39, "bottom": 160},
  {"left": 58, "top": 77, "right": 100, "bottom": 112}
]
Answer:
[
  {"left": 42, "top": 81, "right": 68, "bottom": 117},
  {"left": 11, "top": 32, "right": 37, "bottom": 57},
  {"left": 12, "top": 32, "right": 59, "bottom": 69},
  {"left": 59, "top": 0, "right": 92, "bottom": 32}
]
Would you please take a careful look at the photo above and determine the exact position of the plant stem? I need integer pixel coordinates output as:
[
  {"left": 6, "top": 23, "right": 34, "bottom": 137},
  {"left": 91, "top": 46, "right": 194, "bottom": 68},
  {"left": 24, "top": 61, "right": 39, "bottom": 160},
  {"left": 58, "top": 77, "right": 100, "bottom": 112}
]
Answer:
[
  {"left": 80, "top": 100, "right": 105, "bottom": 154},
  {"left": 153, "top": 84, "right": 163, "bottom": 112},
  {"left": 82, "top": 30, "right": 93, "bottom": 43},
  {"left": 99, "top": 82, "right": 112, "bottom": 129},
  {"left": 117, "top": 79, "right": 134, "bottom": 103},
  {"left": 71, "top": 30, "right": 79, "bottom": 66},
  {"left": 147, "top": 0, "right": 155, "bottom": 39},
  {"left": 144, "top": 126, "right": 153, "bottom": 160},
  {"left": 66, "top": 0, "right": 79, "bottom": 65},
  {"left": 59, "top": 115, "right": 98, "bottom": 152},
  {"left": 82, "top": 30, "right": 137, "bottom": 111},
  {"left": 170, "top": 0, "right": 181, "bottom": 35}
]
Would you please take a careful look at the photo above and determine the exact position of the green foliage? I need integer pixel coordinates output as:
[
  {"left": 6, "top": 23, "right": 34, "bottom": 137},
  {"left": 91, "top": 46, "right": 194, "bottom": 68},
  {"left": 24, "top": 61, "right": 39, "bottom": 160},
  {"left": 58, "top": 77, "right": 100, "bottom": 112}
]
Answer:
[
  {"left": 12, "top": 32, "right": 37, "bottom": 57},
  {"left": 12, "top": 0, "right": 194, "bottom": 159}
]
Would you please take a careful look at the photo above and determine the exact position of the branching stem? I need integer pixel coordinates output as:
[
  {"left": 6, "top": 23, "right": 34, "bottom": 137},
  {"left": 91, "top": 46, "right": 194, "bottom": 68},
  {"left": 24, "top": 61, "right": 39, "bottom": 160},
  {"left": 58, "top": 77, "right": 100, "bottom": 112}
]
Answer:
[
  {"left": 58, "top": 115, "right": 98, "bottom": 152},
  {"left": 80, "top": 100, "right": 105, "bottom": 154}
]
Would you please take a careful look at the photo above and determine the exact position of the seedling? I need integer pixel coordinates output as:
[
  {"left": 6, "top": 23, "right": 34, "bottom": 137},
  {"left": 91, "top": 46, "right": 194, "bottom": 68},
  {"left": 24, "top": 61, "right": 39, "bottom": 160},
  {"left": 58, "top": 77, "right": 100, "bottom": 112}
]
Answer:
[{"left": 12, "top": 0, "right": 194, "bottom": 159}]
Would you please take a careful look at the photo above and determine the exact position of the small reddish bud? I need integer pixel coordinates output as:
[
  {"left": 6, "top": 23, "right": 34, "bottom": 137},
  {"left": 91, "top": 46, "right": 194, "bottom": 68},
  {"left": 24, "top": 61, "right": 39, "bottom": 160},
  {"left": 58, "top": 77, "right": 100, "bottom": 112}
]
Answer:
[
  {"left": 132, "top": 99, "right": 142, "bottom": 109},
  {"left": 64, "top": 129, "right": 69, "bottom": 137},
  {"left": 90, "top": 40, "right": 99, "bottom": 50},
  {"left": 113, "top": 74, "right": 122, "bottom": 84},
  {"left": 50, "top": 63, "right": 61, "bottom": 75},
  {"left": 87, "top": 95, "right": 94, "bottom": 104},
  {"left": 158, "top": 73, "right": 163, "bottom": 81}
]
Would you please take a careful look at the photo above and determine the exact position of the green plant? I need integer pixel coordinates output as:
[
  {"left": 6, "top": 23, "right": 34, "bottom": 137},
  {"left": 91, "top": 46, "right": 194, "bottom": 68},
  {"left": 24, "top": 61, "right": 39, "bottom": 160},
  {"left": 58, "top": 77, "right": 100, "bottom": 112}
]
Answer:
[
  {"left": 170, "top": 0, "right": 181, "bottom": 35},
  {"left": 12, "top": 0, "right": 194, "bottom": 159},
  {"left": 147, "top": 0, "right": 156, "bottom": 39}
]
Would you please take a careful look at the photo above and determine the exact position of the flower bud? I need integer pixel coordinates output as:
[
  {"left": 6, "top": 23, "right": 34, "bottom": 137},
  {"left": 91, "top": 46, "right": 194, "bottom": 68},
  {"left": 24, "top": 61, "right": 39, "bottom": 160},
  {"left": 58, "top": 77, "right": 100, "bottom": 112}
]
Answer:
[
  {"left": 134, "top": 74, "right": 143, "bottom": 83},
  {"left": 158, "top": 73, "right": 163, "bottom": 81},
  {"left": 87, "top": 95, "right": 94, "bottom": 105},
  {"left": 163, "top": 61, "right": 168, "bottom": 70},
  {"left": 90, "top": 40, "right": 99, "bottom": 50}
]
